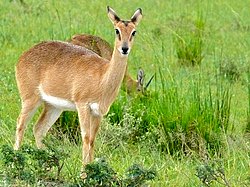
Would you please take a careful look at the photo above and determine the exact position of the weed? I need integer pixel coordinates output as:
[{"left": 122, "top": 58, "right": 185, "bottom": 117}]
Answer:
[
  {"left": 196, "top": 160, "right": 231, "bottom": 187},
  {"left": 21, "top": 142, "right": 66, "bottom": 179}
]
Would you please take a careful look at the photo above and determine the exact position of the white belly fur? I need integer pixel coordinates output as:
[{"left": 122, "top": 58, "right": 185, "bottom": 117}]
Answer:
[{"left": 38, "top": 85, "right": 76, "bottom": 111}]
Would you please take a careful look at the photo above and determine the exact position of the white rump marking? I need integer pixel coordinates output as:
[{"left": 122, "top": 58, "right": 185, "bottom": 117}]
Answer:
[
  {"left": 89, "top": 103, "right": 101, "bottom": 116},
  {"left": 38, "top": 85, "right": 76, "bottom": 111}
]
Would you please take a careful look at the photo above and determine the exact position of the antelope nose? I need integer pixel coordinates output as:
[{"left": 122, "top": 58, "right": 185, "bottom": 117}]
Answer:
[{"left": 122, "top": 47, "right": 129, "bottom": 54}]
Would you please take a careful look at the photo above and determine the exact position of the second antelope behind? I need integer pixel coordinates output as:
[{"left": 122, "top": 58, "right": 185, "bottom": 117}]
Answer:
[{"left": 14, "top": 6, "right": 142, "bottom": 171}]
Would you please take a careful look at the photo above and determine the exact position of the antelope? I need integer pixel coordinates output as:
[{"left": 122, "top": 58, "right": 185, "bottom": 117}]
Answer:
[
  {"left": 14, "top": 6, "right": 142, "bottom": 168},
  {"left": 69, "top": 33, "right": 145, "bottom": 94}
]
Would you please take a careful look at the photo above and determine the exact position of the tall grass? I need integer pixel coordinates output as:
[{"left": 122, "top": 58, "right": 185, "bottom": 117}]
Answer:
[
  {"left": 173, "top": 11, "right": 205, "bottom": 66},
  {"left": 80, "top": 71, "right": 232, "bottom": 156},
  {"left": 246, "top": 69, "right": 250, "bottom": 133}
]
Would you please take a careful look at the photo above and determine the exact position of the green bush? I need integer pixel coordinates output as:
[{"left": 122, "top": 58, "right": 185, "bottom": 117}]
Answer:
[
  {"left": 0, "top": 145, "right": 156, "bottom": 186},
  {"left": 196, "top": 160, "right": 231, "bottom": 187},
  {"left": 123, "top": 164, "right": 156, "bottom": 187},
  {"left": 75, "top": 158, "right": 121, "bottom": 187},
  {"left": 0, "top": 143, "right": 67, "bottom": 185},
  {"left": 0, "top": 144, "right": 32, "bottom": 183},
  {"left": 72, "top": 158, "right": 156, "bottom": 187}
]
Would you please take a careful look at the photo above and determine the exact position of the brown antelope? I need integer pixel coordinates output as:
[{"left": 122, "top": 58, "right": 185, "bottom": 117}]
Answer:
[
  {"left": 14, "top": 6, "right": 142, "bottom": 167},
  {"left": 69, "top": 33, "right": 145, "bottom": 94}
]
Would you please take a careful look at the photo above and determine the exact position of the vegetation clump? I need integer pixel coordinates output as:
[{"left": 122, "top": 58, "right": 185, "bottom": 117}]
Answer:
[
  {"left": 196, "top": 160, "right": 231, "bottom": 187},
  {"left": 0, "top": 144, "right": 156, "bottom": 186},
  {"left": 173, "top": 13, "right": 205, "bottom": 66}
]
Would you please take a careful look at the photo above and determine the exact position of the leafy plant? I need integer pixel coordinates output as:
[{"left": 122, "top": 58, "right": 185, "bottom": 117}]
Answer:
[
  {"left": 21, "top": 142, "right": 67, "bottom": 179},
  {"left": 77, "top": 158, "right": 121, "bottom": 187},
  {"left": 72, "top": 159, "right": 156, "bottom": 187},
  {"left": 123, "top": 164, "right": 156, "bottom": 187},
  {"left": 196, "top": 160, "right": 231, "bottom": 187},
  {"left": 0, "top": 143, "right": 67, "bottom": 185},
  {"left": 1, "top": 144, "right": 34, "bottom": 183},
  {"left": 0, "top": 144, "right": 156, "bottom": 186},
  {"left": 108, "top": 94, "right": 157, "bottom": 142}
]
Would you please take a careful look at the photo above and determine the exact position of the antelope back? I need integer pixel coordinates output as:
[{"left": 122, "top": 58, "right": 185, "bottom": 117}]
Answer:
[
  {"left": 16, "top": 41, "right": 109, "bottom": 102},
  {"left": 70, "top": 34, "right": 112, "bottom": 60}
]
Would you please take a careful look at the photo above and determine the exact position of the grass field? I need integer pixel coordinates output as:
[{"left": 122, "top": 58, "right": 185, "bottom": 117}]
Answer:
[{"left": 0, "top": 0, "right": 249, "bottom": 186}]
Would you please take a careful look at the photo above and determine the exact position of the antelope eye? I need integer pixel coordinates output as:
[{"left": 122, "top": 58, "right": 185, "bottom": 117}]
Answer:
[
  {"left": 131, "top": 30, "right": 136, "bottom": 36},
  {"left": 115, "top": 29, "right": 120, "bottom": 35}
]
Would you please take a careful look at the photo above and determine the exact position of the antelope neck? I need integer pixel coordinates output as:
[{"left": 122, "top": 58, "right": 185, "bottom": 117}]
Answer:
[{"left": 101, "top": 47, "right": 128, "bottom": 97}]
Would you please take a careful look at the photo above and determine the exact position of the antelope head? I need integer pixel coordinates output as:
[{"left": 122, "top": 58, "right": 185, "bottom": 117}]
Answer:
[{"left": 107, "top": 6, "right": 142, "bottom": 56}]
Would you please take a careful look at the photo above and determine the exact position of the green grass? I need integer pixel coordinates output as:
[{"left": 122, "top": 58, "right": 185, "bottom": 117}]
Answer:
[{"left": 0, "top": 0, "right": 250, "bottom": 186}]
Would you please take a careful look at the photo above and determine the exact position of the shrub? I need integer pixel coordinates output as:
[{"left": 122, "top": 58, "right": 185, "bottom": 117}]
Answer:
[
  {"left": 72, "top": 159, "right": 156, "bottom": 187},
  {"left": 75, "top": 158, "right": 121, "bottom": 187},
  {"left": 0, "top": 145, "right": 156, "bottom": 186},
  {"left": 0, "top": 143, "right": 67, "bottom": 185},
  {"left": 123, "top": 164, "right": 156, "bottom": 187},
  {"left": 0, "top": 144, "right": 32, "bottom": 183},
  {"left": 107, "top": 94, "right": 158, "bottom": 142},
  {"left": 196, "top": 160, "right": 231, "bottom": 187}
]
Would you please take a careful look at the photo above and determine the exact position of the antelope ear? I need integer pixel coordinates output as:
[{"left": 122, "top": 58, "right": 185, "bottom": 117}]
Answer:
[
  {"left": 131, "top": 8, "right": 142, "bottom": 26},
  {"left": 107, "top": 6, "right": 120, "bottom": 25},
  {"left": 137, "top": 68, "right": 145, "bottom": 86}
]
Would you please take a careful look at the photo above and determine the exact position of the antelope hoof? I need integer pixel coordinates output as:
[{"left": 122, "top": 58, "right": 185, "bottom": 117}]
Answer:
[{"left": 80, "top": 171, "right": 87, "bottom": 179}]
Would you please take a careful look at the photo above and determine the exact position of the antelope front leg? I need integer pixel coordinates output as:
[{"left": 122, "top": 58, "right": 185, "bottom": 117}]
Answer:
[
  {"left": 88, "top": 115, "right": 101, "bottom": 162},
  {"left": 77, "top": 104, "right": 101, "bottom": 166}
]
